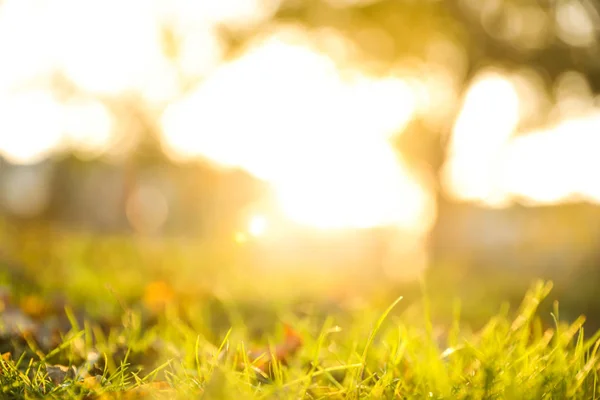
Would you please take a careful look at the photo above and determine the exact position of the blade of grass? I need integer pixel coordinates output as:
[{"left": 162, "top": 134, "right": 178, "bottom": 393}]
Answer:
[{"left": 355, "top": 295, "right": 403, "bottom": 398}]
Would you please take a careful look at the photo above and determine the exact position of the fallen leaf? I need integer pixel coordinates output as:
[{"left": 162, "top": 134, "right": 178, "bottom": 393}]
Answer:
[
  {"left": 0, "top": 352, "right": 11, "bottom": 375},
  {"left": 143, "top": 281, "right": 175, "bottom": 313},
  {"left": 20, "top": 295, "right": 49, "bottom": 318},
  {"left": 246, "top": 324, "right": 303, "bottom": 374}
]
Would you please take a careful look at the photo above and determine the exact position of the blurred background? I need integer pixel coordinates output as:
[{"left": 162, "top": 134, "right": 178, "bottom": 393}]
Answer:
[{"left": 2, "top": 0, "right": 600, "bottom": 328}]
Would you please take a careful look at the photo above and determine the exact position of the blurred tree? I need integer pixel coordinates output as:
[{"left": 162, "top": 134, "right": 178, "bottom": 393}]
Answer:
[
  {"left": 264, "top": 0, "right": 600, "bottom": 260},
  {"left": 268, "top": 0, "right": 600, "bottom": 171}
]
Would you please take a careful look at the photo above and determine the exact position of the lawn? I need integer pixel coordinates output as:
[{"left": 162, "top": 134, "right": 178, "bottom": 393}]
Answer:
[{"left": 0, "top": 230, "right": 599, "bottom": 399}]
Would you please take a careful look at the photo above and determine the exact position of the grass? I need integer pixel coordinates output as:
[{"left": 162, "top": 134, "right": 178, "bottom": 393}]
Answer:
[{"left": 1, "top": 231, "right": 600, "bottom": 398}]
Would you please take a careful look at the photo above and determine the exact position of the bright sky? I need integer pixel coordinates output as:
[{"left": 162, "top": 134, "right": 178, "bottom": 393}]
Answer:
[{"left": 1, "top": 0, "right": 600, "bottom": 233}]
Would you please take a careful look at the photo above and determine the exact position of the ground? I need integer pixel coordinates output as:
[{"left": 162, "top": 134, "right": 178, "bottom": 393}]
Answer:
[{"left": 0, "top": 230, "right": 599, "bottom": 399}]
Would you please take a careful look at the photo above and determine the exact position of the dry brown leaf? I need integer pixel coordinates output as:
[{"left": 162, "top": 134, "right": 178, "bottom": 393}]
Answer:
[
  {"left": 246, "top": 324, "right": 303, "bottom": 374},
  {"left": 0, "top": 352, "right": 11, "bottom": 375},
  {"left": 143, "top": 281, "right": 175, "bottom": 313},
  {"left": 20, "top": 295, "right": 49, "bottom": 318}
]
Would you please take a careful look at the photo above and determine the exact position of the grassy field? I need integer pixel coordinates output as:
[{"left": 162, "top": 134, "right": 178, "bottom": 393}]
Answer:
[{"left": 1, "top": 230, "right": 600, "bottom": 399}]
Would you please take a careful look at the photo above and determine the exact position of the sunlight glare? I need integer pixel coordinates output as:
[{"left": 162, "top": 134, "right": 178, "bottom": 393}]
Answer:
[
  {"left": 0, "top": 91, "right": 64, "bottom": 164},
  {"left": 0, "top": 0, "right": 244, "bottom": 103},
  {"left": 62, "top": 100, "right": 114, "bottom": 157},
  {"left": 0, "top": 0, "right": 59, "bottom": 91},
  {"left": 161, "top": 28, "right": 432, "bottom": 232},
  {"left": 166, "top": 0, "right": 282, "bottom": 29},
  {"left": 248, "top": 215, "right": 268, "bottom": 237},
  {"left": 53, "top": 0, "right": 172, "bottom": 97},
  {"left": 443, "top": 71, "right": 521, "bottom": 205},
  {"left": 444, "top": 68, "right": 600, "bottom": 207},
  {"left": 0, "top": 91, "right": 114, "bottom": 164},
  {"left": 497, "top": 114, "right": 600, "bottom": 204}
]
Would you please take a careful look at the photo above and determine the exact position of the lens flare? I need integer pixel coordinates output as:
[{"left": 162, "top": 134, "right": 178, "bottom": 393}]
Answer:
[{"left": 248, "top": 215, "right": 268, "bottom": 237}]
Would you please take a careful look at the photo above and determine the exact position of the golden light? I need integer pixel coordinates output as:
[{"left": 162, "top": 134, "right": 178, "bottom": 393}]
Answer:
[
  {"left": 0, "top": 0, "right": 268, "bottom": 162},
  {"left": 0, "top": 91, "right": 64, "bottom": 164},
  {"left": 52, "top": 0, "right": 177, "bottom": 99},
  {"left": 0, "top": 0, "right": 277, "bottom": 108},
  {"left": 234, "top": 232, "right": 248, "bottom": 244},
  {"left": 442, "top": 70, "right": 521, "bottom": 206},
  {"left": 555, "top": 0, "right": 596, "bottom": 47},
  {"left": 324, "top": 0, "right": 379, "bottom": 8},
  {"left": 62, "top": 100, "right": 114, "bottom": 157},
  {"left": 0, "top": 91, "right": 114, "bottom": 164},
  {"left": 45, "top": 0, "right": 277, "bottom": 99},
  {"left": 175, "top": 26, "right": 224, "bottom": 80},
  {"left": 166, "top": 0, "right": 282, "bottom": 29},
  {"left": 248, "top": 215, "right": 268, "bottom": 237},
  {"left": 0, "top": 0, "right": 59, "bottom": 90},
  {"left": 444, "top": 68, "right": 600, "bottom": 208},
  {"left": 497, "top": 114, "right": 600, "bottom": 205},
  {"left": 161, "top": 27, "right": 434, "bottom": 232}
]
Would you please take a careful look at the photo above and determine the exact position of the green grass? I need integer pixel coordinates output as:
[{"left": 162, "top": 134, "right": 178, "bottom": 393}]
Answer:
[
  {"left": 1, "top": 232, "right": 600, "bottom": 398},
  {"left": 2, "top": 280, "right": 599, "bottom": 399}
]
